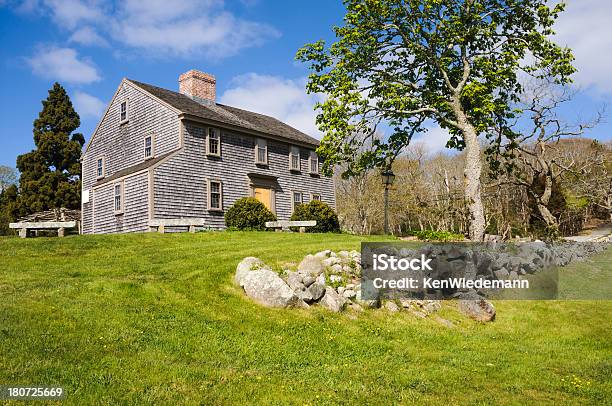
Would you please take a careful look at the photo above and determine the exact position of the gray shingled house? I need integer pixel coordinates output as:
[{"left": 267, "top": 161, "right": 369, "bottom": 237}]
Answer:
[{"left": 81, "top": 70, "right": 335, "bottom": 234}]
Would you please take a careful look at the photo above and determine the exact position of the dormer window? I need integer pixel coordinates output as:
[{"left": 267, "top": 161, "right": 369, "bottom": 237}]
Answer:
[
  {"left": 289, "top": 146, "right": 300, "bottom": 171},
  {"left": 119, "top": 100, "right": 128, "bottom": 123},
  {"left": 207, "top": 128, "right": 220, "bottom": 156},
  {"left": 96, "top": 157, "right": 104, "bottom": 179},
  {"left": 309, "top": 150, "right": 319, "bottom": 174},
  {"left": 144, "top": 135, "right": 153, "bottom": 159},
  {"left": 255, "top": 138, "right": 267, "bottom": 164}
]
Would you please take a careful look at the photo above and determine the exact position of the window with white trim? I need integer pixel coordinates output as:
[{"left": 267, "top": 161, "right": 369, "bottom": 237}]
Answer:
[
  {"left": 207, "top": 128, "right": 220, "bottom": 156},
  {"left": 311, "top": 193, "right": 321, "bottom": 202},
  {"left": 209, "top": 180, "right": 222, "bottom": 210},
  {"left": 289, "top": 146, "right": 300, "bottom": 171},
  {"left": 255, "top": 138, "right": 267, "bottom": 164},
  {"left": 292, "top": 191, "right": 303, "bottom": 211},
  {"left": 120, "top": 101, "right": 128, "bottom": 123},
  {"left": 144, "top": 135, "right": 153, "bottom": 159},
  {"left": 114, "top": 182, "right": 124, "bottom": 214},
  {"left": 309, "top": 150, "right": 319, "bottom": 174},
  {"left": 96, "top": 157, "right": 104, "bottom": 179}
]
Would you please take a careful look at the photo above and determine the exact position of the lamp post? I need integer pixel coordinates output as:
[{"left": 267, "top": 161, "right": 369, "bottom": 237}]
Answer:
[{"left": 381, "top": 169, "right": 396, "bottom": 235}]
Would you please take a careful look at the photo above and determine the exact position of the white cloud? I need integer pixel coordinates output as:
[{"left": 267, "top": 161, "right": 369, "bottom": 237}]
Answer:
[
  {"left": 412, "top": 125, "right": 451, "bottom": 154},
  {"left": 69, "top": 26, "right": 109, "bottom": 47},
  {"left": 220, "top": 73, "right": 322, "bottom": 138},
  {"left": 43, "top": 0, "right": 105, "bottom": 29},
  {"left": 26, "top": 46, "right": 100, "bottom": 84},
  {"left": 554, "top": 0, "right": 612, "bottom": 93},
  {"left": 72, "top": 90, "right": 105, "bottom": 118},
  {"left": 12, "top": 0, "right": 279, "bottom": 58}
]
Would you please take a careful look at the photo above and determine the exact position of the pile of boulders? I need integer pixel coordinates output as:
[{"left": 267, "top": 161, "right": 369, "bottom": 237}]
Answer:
[
  {"left": 235, "top": 250, "right": 444, "bottom": 317},
  {"left": 234, "top": 240, "right": 609, "bottom": 323}
]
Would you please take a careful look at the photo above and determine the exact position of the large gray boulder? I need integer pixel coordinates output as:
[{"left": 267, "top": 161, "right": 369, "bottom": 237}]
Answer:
[
  {"left": 235, "top": 257, "right": 267, "bottom": 287},
  {"left": 298, "top": 255, "right": 324, "bottom": 277},
  {"left": 242, "top": 268, "right": 302, "bottom": 308},
  {"left": 320, "top": 287, "right": 347, "bottom": 312},
  {"left": 308, "top": 282, "right": 326, "bottom": 301},
  {"left": 458, "top": 295, "right": 496, "bottom": 322}
]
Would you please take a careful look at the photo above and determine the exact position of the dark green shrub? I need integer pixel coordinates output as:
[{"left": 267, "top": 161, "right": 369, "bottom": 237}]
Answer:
[
  {"left": 290, "top": 200, "right": 340, "bottom": 233},
  {"left": 225, "top": 197, "right": 276, "bottom": 231}
]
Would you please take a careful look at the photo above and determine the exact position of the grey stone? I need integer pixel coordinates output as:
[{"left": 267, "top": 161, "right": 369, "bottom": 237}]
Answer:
[
  {"left": 330, "top": 264, "right": 343, "bottom": 273},
  {"left": 302, "top": 275, "right": 316, "bottom": 287},
  {"left": 296, "top": 286, "right": 314, "bottom": 302},
  {"left": 322, "top": 257, "right": 341, "bottom": 267},
  {"left": 337, "top": 286, "right": 345, "bottom": 295},
  {"left": 422, "top": 300, "right": 441, "bottom": 314},
  {"left": 308, "top": 283, "right": 326, "bottom": 301},
  {"left": 320, "top": 287, "right": 347, "bottom": 312},
  {"left": 242, "top": 268, "right": 301, "bottom": 308},
  {"left": 314, "top": 250, "right": 331, "bottom": 260},
  {"left": 493, "top": 267, "right": 509, "bottom": 280},
  {"left": 384, "top": 301, "right": 400, "bottom": 312},
  {"left": 343, "top": 289, "right": 356, "bottom": 299},
  {"left": 458, "top": 297, "right": 496, "bottom": 322},
  {"left": 315, "top": 274, "right": 326, "bottom": 286},
  {"left": 235, "top": 257, "right": 267, "bottom": 287},
  {"left": 297, "top": 255, "right": 324, "bottom": 276},
  {"left": 286, "top": 271, "right": 304, "bottom": 290}
]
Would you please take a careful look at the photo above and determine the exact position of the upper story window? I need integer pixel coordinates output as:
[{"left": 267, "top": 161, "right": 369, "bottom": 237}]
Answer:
[
  {"left": 309, "top": 150, "right": 319, "bottom": 174},
  {"left": 255, "top": 138, "right": 267, "bottom": 164},
  {"left": 119, "top": 101, "right": 128, "bottom": 123},
  {"left": 311, "top": 193, "right": 321, "bottom": 202},
  {"left": 208, "top": 180, "right": 223, "bottom": 210},
  {"left": 114, "top": 182, "right": 124, "bottom": 214},
  {"left": 292, "top": 191, "right": 303, "bottom": 211},
  {"left": 144, "top": 135, "right": 153, "bottom": 159},
  {"left": 289, "top": 146, "right": 300, "bottom": 171},
  {"left": 207, "top": 128, "right": 220, "bottom": 156},
  {"left": 96, "top": 157, "right": 104, "bottom": 179}
]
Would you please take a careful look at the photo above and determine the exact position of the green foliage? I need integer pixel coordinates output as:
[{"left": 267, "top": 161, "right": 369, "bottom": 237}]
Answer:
[
  {"left": 410, "top": 230, "right": 465, "bottom": 242},
  {"left": 224, "top": 197, "right": 277, "bottom": 230},
  {"left": 16, "top": 83, "right": 84, "bottom": 215},
  {"left": 290, "top": 200, "right": 340, "bottom": 233},
  {"left": 296, "top": 0, "right": 575, "bottom": 176}
]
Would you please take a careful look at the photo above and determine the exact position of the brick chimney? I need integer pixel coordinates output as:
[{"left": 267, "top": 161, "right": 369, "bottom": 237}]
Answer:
[{"left": 179, "top": 70, "right": 216, "bottom": 105}]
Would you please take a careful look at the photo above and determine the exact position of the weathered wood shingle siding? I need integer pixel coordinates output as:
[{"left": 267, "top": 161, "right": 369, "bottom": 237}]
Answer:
[
  {"left": 153, "top": 121, "right": 335, "bottom": 228},
  {"left": 81, "top": 81, "right": 180, "bottom": 234},
  {"left": 91, "top": 172, "right": 149, "bottom": 234}
]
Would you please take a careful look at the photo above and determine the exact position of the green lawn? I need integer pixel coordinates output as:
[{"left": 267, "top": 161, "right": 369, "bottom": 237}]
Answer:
[{"left": 0, "top": 232, "right": 610, "bottom": 405}]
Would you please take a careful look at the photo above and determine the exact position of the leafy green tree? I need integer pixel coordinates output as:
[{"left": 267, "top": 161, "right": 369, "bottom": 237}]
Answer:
[
  {"left": 297, "top": 0, "right": 575, "bottom": 240},
  {"left": 16, "top": 83, "right": 84, "bottom": 214}
]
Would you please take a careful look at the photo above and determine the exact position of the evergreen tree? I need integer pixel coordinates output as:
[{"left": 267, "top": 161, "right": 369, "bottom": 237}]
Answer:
[{"left": 16, "top": 83, "right": 84, "bottom": 214}]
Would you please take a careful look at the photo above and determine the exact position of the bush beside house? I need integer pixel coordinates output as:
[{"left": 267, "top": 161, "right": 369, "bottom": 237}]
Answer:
[
  {"left": 225, "top": 197, "right": 276, "bottom": 230},
  {"left": 291, "top": 201, "right": 340, "bottom": 233}
]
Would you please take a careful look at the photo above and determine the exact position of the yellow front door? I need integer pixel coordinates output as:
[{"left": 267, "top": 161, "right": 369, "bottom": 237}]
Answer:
[{"left": 254, "top": 187, "right": 273, "bottom": 211}]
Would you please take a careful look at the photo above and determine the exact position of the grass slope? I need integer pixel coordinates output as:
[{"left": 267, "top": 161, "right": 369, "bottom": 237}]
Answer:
[{"left": 0, "top": 232, "right": 610, "bottom": 405}]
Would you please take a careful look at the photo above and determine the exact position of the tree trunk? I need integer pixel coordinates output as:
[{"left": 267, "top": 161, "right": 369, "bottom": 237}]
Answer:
[{"left": 454, "top": 109, "right": 486, "bottom": 241}]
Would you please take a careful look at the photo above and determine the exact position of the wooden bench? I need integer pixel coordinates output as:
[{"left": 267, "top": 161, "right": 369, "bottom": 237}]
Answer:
[
  {"left": 148, "top": 218, "right": 207, "bottom": 233},
  {"left": 265, "top": 220, "right": 317, "bottom": 232},
  {"left": 9, "top": 221, "right": 77, "bottom": 238}
]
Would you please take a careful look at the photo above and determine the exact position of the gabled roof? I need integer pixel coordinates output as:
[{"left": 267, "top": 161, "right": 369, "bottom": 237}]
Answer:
[{"left": 127, "top": 79, "right": 320, "bottom": 147}]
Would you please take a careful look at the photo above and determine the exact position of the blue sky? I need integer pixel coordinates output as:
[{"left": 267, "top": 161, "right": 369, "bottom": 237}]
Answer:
[{"left": 0, "top": 0, "right": 610, "bottom": 168}]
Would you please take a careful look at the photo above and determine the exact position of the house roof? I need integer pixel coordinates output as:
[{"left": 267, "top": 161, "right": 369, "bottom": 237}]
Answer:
[
  {"left": 94, "top": 151, "right": 175, "bottom": 187},
  {"left": 127, "top": 79, "right": 320, "bottom": 147}
]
